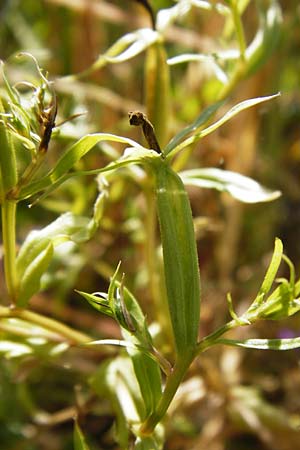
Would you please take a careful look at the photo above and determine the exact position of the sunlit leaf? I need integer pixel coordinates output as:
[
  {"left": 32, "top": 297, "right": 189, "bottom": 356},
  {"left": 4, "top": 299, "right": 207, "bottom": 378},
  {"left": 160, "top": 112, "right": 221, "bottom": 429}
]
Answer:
[
  {"left": 180, "top": 168, "right": 281, "bottom": 203},
  {"left": 156, "top": 1, "right": 229, "bottom": 33},
  {"left": 165, "top": 101, "right": 224, "bottom": 155},
  {"left": 18, "top": 134, "right": 150, "bottom": 200},
  {"left": 106, "top": 29, "right": 159, "bottom": 63},
  {"left": 168, "top": 94, "right": 280, "bottom": 157},
  {"left": 153, "top": 162, "right": 201, "bottom": 355},
  {"left": 0, "top": 340, "right": 32, "bottom": 358},
  {"left": 258, "top": 238, "right": 283, "bottom": 298},
  {"left": 216, "top": 337, "right": 300, "bottom": 351}
]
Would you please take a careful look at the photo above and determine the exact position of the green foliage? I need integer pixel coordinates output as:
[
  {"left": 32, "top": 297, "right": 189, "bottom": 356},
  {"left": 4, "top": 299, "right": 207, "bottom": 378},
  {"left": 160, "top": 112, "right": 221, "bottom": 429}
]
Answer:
[
  {"left": 73, "top": 422, "right": 91, "bottom": 450},
  {"left": 0, "top": 1, "right": 299, "bottom": 449},
  {"left": 153, "top": 161, "right": 201, "bottom": 355}
]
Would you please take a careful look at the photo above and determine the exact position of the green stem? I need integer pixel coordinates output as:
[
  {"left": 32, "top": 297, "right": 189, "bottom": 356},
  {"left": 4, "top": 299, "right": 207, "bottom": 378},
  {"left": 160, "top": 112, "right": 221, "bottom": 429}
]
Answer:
[
  {"left": 217, "top": 60, "right": 245, "bottom": 101},
  {"left": 217, "top": 2, "right": 247, "bottom": 100},
  {"left": 1, "top": 200, "right": 18, "bottom": 302},
  {"left": 140, "top": 351, "right": 195, "bottom": 435},
  {"left": 0, "top": 306, "right": 91, "bottom": 345},
  {"left": 231, "top": 1, "right": 247, "bottom": 61},
  {"left": 196, "top": 320, "right": 236, "bottom": 353}
]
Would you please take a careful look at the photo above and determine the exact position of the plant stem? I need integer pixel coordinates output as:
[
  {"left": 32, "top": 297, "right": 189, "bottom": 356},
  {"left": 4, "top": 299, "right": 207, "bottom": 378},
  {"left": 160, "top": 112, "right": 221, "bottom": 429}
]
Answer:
[
  {"left": 196, "top": 320, "right": 236, "bottom": 353},
  {"left": 0, "top": 306, "right": 91, "bottom": 345},
  {"left": 231, "top": 1, "right": 247, "bottom": 61},
  {"left": 1, "top": 200, "right": 18, "bottom": 302},
  {"left": 140, "top": 351, "right": 195, "bottom": 435}
]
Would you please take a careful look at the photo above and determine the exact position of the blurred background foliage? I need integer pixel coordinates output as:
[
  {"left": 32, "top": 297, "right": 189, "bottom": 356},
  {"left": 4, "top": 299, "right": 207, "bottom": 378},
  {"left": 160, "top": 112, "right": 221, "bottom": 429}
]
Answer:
[{"left": 1, "top": 1, "right": 300, "bottom": 449}]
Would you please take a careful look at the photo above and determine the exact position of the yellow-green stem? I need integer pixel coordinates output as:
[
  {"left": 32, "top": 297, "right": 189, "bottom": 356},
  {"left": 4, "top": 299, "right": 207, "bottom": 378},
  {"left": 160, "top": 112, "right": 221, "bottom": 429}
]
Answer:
[
  {"left": 196, "top": 320, "right": 236, "bottom": 353},
  {"left": 231, "top": 2, "right": 247, "bottom": 61},
  {"left": 1, "top": 200, "right": 18, "bottom": 302},
  {"left": 140, "top": 351, "right": 195, "bottom": 435},
  {"left": 0, "top": 306, "right": 91, "bottom": 345}
]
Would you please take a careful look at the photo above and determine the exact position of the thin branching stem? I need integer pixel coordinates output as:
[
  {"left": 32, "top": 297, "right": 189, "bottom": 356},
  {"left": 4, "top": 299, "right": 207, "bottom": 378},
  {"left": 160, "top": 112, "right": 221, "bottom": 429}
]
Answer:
[
  {"left": 1, "top": 200, "right": 18, "bottom": 302},
  {"left": 140, "top": 351, "right": 195, "bottom": 435},
  {"left": 0, "top": 306, "right": 91, "bottom": 345}
]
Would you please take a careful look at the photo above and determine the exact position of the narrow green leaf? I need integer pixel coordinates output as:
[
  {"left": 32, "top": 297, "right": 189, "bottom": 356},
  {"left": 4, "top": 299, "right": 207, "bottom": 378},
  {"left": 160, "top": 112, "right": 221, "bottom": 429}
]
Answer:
[
  {"left": 199, "top": 93, "right": 280, "bottom": 138},
  {"left": 76, "top": 290, "right": 114, "bottom": 318},
  {"left": 145, "top": 41, "right": 170, "bottom": 147},
  {"left": 17, "top": 212, "right": 91, "bottom": 283},
  {"left": 259, "top": 238, "right": 283, "bottom": 299},
  {"left": 80, "top": 263, "right": 162, "bottom": 418},
  {"left": 164, "top": 101, "right": 224, "bottom": 155},
  {"left": 156, "top": 0, "right": 229, "bottom": 33},
  {"left": 18, "top": 135, "right": 151, "bottom": 200},
  {"left": 48, "top": 133, "right": 142, "bottom": 184},
  {"left": 107, "top": 267, "right": 162, "bottom": 415},
  {"left": 180, "top": 168, "right": 281, "bottom": 203},
  {"left": 74, "top": 421, "right": 91, "bottom": 450},
  {"left": 17, "top": 238, "right": 52, "bottom": 281},
  {"left": 153, "top": 161, "right": 201, "bottom": 355},
  {"left": 0, "top": 103, "right": 18, "bottom": 196},
  {"left": 246, "top": 2, "right": 282, "bottom": 76},
  {"left": 216, "top": 337, "right": 300, "bottom": 351},
  {"left": 70, "top": 28, "right": 159, "bottom": 79},
  {"left": 169, "top": 94, "right": 280, "bottom": 157},
  {"left": 105, "top": 28, "right": 159, "bottom": 64},
  {"left": 90, "top": 357, "right": 145, "bottom": 446},
  {"left": 17, "top": 241, "right": 53, "bottom": 307}
]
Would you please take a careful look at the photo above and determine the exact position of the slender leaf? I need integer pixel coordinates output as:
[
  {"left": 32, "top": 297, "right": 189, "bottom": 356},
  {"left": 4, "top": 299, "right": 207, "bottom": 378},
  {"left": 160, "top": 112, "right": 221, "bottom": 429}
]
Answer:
[
  {"left": 259, "top": 238, "right": 283, "bottom": 298},
  {"left": 168, "top": 94, "right": 280, "bottom": 157},
  {"left": 180, "top": 168, "right": 281, "bottom": 203},
  {"left": 17, "top": 241, "right": 53, "bottom": 307},
  {"left": 145, "top": 41, "right": 170, "bottom": 147},
  {"left": 153, "top": 161, "right": 201, "bottom": 355},
  {"left": 216, "top": 337, "right": 300, "bottom": 351},
  {"left": 246, "top": 2, "right": 282, "bottom": 76},
  {"left": 106, "top": 28, "right": 159, "bottom": 64},
  {"left": 0, "top": 106, "right": 18, "bottom": 196},
  {"left": 74, "top": 421, "right": 91, "bottom": 450},
  {"left": 164, "top": 101, "right": 224, "bottom": 155},
  {"left": 18, "top": 136, "right": 153, "bottom": 200}
]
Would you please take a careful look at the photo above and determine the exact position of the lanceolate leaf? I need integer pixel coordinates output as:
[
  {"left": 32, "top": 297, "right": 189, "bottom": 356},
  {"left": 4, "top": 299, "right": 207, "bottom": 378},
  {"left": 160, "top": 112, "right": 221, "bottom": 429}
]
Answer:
[
  {"left": 180, "top": 168, "right": 281, "bottom": 203},
  {"left": 168, "top": 94, "right": 280, "bottom": 158},
  {"left": 153, "top": 161, "right": 201, "bottom": 355},
  {"left": 145, "top": 41, "right": 170, "bottom": 147},
  {"left": 164, "top": 101, "right": 224, "bottom": 155},
  {"left": 215, "top": 337, "right": 300, "bottom": 351},
  {"left": 71, "top": 28, "right": 159, "bottom": 78},
  {"left": 17, "top": 241, "right": 53, "bottom": 307},
  {"left": 18, "top": 134, "right": 152, "bottom": 200},
  {"left": 258, "top": 237, "right": 283, "bottom": 298},
  {"left": 74, "top": 421, "right": 91, "bottom": 450}
]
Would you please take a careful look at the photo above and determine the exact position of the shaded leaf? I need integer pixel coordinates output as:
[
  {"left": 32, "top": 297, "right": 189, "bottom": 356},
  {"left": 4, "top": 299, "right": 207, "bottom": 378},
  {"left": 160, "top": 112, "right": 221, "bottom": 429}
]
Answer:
[
  {"left": 74, "top": 421, "right": 91, "bottom": 450},
  {"left": 17, "top": 241, "right": 53, "bottom": 307}
]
